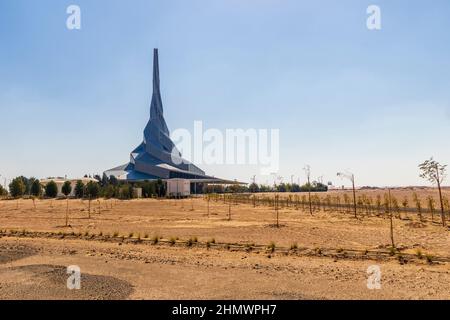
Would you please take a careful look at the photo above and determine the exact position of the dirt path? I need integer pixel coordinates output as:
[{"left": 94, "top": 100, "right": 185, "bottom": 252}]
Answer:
[{"left": 0, "top": 237, "right": 449, "bottom": 300}]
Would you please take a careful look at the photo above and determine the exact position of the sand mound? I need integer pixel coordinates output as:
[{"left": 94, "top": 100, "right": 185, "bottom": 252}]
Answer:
[
  {"left": 0, "top": 244, "right": 36, "bottom": 264},
  {"left": 0, "top": 264, "right": 133, "bottom": 300}
]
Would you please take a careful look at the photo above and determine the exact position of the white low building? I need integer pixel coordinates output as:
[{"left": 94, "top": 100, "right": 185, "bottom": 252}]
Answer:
[
  {"left": 166, "top": 178, "right": 190, "bottom": 197},
  {"left": 39, "top": 177, "right": 99, "bottom": 197}
]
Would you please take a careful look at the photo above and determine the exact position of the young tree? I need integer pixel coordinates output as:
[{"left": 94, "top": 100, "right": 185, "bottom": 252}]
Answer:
[
  {"left": 419, "top": 157, "right": 447, "bottom": 226},
  {"left": 17, "top": 176, "right": 30, "bottom": 195},
  {"left": 62, "top": 181, "right": 72, "bottom": 226},
  {"left": 30, "top": 179, "right": 42, "bottom": 197},
  {"left": 388, "top": 189, "right": 395, "bottom": 248},
  {"left": 119, "top": 184, "right": 132, "bottom": 200},
  {"left": 375, "top": 194, "right": 382, "bottom": 215},
  {"left": 109, "top": 175, "right": 119, "bottom": 186},
  {"left": 427, "top": 196, "right": 436, "bottom": 223},
  {"left": 303, "top": 165, "right": 313, "bottom": 215},
  {"left": 391, "top": 196, "right": 400, "bottom": 219},
  {"left": 249, "top": 182, "right": 259, "bottom": 193},
  {"left": 9, "top": 177, "right": 26, "bottom": 198},
  {"left": 0, "top": 185, "right": 7, "bottom": 197},
  {"left": 45, "top": 181, "right": 58, "bottom": 198},
  {"left": 275, "top": 194, "right": 279, "bottom": 227},
  {"left": 74, "top": 180, "right": 84, "bottom": 198},
  {"left": 343, "top": 193, "right": 351, "bottom": 214},
  {"left": 443, "top": 196, "right": 450, "bottom": 221},
  {"left": 401, "top": 196, "right": 408, "bottom": 219},
  {"left": 62, "top": 181, "right": 72, "bottom": 197},
  {"left": 412, "top": 192, "right": 423, "bottom": 221},
  {"left": 103, "top": 184, "right": 116, "bottom": 199},
  {"left": 85, "top": 181, "right": 100, "bottom": 218}
]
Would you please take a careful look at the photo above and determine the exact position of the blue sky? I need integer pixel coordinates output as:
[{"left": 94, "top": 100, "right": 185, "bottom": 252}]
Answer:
[{"left": 1, "top": 0, "right": 449, "bottom": 187}]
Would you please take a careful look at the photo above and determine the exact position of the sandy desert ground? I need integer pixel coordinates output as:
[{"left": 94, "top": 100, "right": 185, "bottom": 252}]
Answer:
[{"left": 0, "top": 191, "right": 449, "bottom": 300}]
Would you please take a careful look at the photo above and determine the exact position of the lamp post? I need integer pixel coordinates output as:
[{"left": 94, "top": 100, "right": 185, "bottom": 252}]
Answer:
[
  {"left": 337, "top": 171, "right": 357, "bottom": 218},
  {"left": 303, "top": 165, "right": 313, "bottom": 215}
]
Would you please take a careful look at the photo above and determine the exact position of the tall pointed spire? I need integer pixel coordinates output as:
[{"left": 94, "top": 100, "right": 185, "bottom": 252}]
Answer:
[
  {"left": 104, "top": 48, "right": 210, "bottom": 182},
  {"left": 149, "top": 48, "right": 168, "bottom": 134},
  {"left": 153, "top": 48, "right": 160, "bottom": 94}
]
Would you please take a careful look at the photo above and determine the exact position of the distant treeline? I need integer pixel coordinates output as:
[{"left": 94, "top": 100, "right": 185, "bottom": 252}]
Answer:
[
  {"left": 2, "top": 175, "right": 168, "bottom": 200},
  {"left": 1, "top": 175, "right": 328, "bottom": 200}
]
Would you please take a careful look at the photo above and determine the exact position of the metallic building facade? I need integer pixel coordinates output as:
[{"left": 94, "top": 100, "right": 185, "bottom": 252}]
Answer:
[{"left": 104, "top": 49, "right": 218, "bottom": 182}]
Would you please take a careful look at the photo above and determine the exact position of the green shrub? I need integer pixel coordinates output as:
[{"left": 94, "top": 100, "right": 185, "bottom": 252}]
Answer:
[
  {"left": 389, "top": 246, "right": 396, "bottom": 256},
  {"left": 45, "top": 181, "right": 58, "bottom": 198},
  {"left": 9, "top": 177, "right": 25, "bottom": 198},
  {"left": 416, "top": 249, "right": 423, "bottom": 259},
  {"left": 30, "top": 180, "right": 42, "bottom": 197},
  {"left": 61, "top": 181, "right": 72, "bottom": 197},
  {"left": 74, "top": 181, "right": 84, "bottom": 198}
]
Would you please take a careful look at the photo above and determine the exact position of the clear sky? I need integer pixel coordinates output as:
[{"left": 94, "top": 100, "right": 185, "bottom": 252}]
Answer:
[{"left": 1, "top": 0, "right": 449, "bottom": 187}]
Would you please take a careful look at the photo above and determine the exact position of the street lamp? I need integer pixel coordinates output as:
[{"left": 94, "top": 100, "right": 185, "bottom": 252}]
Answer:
[
  {"left": 337, "top": 171, "right": 357, "bottom": 218},
  {"left": 303, "top": 165, "right": 313, "bottom": 215}
]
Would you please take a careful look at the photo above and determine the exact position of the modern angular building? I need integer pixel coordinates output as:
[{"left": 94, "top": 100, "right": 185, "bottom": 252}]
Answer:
[{"left": 104, "top": 49, "right": 231, "bottom": 184}]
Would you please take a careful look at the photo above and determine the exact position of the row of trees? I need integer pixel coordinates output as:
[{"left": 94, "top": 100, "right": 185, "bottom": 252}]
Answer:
[
  {"left": 248, "top": 181, "right": 328, "bottom": 193},
  {"left": 5, "top": 177, "right": 101, "bottom": 199},
  {"left": 201, "top": 182, "right": 328, "bottom": 194},
  {"left": 4, "top": 176, "right": 168, "bottom": 200}
]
